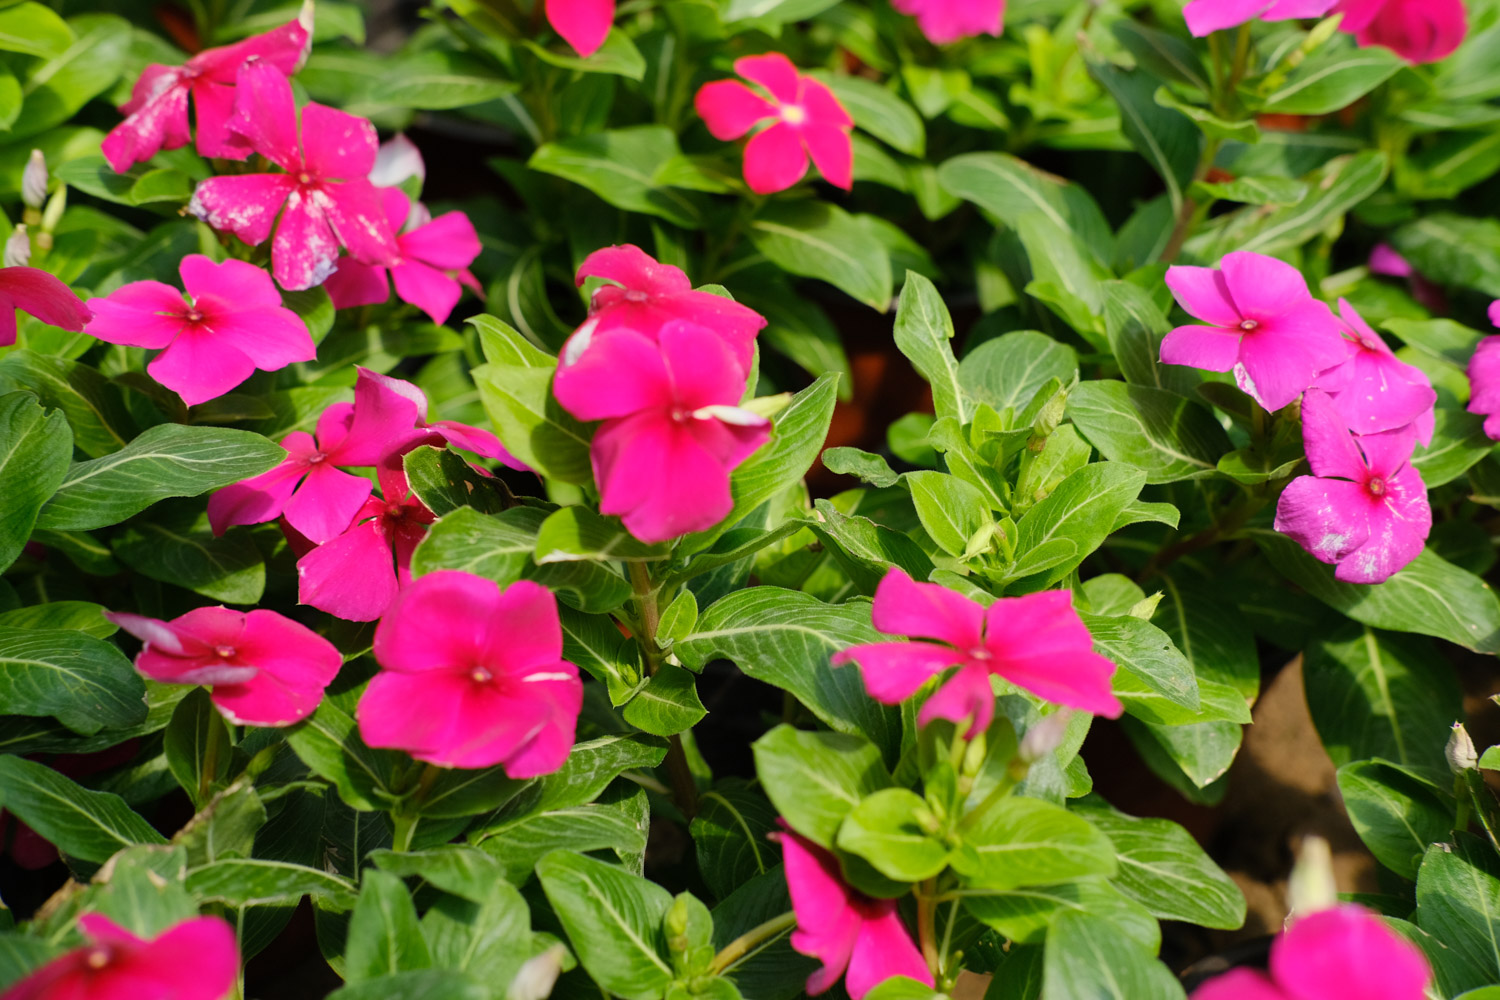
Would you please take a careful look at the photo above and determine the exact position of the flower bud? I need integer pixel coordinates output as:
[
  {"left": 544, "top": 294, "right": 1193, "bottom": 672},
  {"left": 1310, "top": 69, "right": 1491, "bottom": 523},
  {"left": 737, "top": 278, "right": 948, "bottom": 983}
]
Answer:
[
  {"left": 1287, "top": 835, "right": 1338, "bottom": 922},
  {"left": 40, "top": 185, "right": 66, "bottom": 235},
  {"left": 507, "top": 944, "right": 567, "bottom": 1000},
  {"left": 21, "top": 149, "right": 47, "bottom": 210},
  {"left": 1019, "top": 710, "right": 1074, "bottom": 764},
  {"left": 3, "top": 226, "right": 30, "bottom": 268},
  {"left": 1032, "top": 388, "right": 1068, "bottom": 437},
  {"left": 1447, "top": 722, "right": 1478, "bottom": 774}
]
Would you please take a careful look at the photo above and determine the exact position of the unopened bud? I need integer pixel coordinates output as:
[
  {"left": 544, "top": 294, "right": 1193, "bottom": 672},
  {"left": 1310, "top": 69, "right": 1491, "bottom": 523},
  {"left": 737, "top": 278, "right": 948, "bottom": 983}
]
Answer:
[
  {"left": 1447, "top": 722, "right": 1478, "bottom": 774},
  {"left": 21, "top": 150, "right": 47, "bottom": 210},
  {"left": 507, "top": 944, "right": 567, "bottom": 1000},
  {"left": 1287, "top": 835, "right": 1337, "bottom": 922},
  {"left": 3, "top": 226, "right": 30, "bottom": 268},
  {"left": 1019, "top": 710, "right": 1074, "bottom": 763},
  {"left": 40, "top": 185, "right": 66, "bottom": 234},
  {"left": 1032, "top": 389, "right": 1067, "bottom": 437}
]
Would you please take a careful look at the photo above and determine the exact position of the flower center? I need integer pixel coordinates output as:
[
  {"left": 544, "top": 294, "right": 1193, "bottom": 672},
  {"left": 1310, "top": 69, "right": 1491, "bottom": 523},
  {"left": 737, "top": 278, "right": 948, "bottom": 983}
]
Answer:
[
  {"left": 1238, "top": 319, "right": 1259, "bottom": 332},
  {"left": 1367, "top": 477, "right": 1387, "bottom": 497},
  {"left": 185, "top": 308, "right": 203, "bottom": 323},
  {"left": 470, "top": 667, "right": 493, "bottom": 683},
  {"left": 624, "top": 289, "right": 649, "bottom": 303},
  {"left": 297, "top": 171, "right": 313, "bottom": 185},
  {"left": 215, "top": 645, "right": 236, "bottom": 659},
  {"left": 85, "top": 948, "right": 111, "bottom": 970},
  {"left": 307, "top": 452, "right": 326, "bottom": 464},
  {"left": 781, "top": 104, "right": 808, "bottom": 126},
  {"left": 969, "top": 647, "right": 992, "bottom": 662},
  {"left": 671, "top": 407, "right": 689, "bottom": 423}
]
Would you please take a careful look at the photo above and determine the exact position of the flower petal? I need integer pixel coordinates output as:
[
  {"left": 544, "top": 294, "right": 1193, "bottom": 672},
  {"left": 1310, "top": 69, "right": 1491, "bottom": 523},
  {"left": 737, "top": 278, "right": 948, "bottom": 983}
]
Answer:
[
  {"left": 179, "top": 255, "right": 280, "bottom": 310},
  {"left": 1299, "top": 388, "right": 1371, "bottom": 482},
  {"left": 545, "top": 0, "right": 615, "bottom": 57},
  {"left": 780, "top": 829, "right": 862, "bottom": 993},
  {"left": 191, "top": 79, "right": 251, "bottom": 161},
  {"left": 1160, "top": 324, "right": 1242, "bottom": 372},
  {"left": 189, "top": 173, "right": 296, "bottom": 248},
  {"left": 332, "top": 367, "right": 427, "bottom": 466},
  {"left": 802, "top": 122, "right": 853, "bottom": 190},
  {"left": 227, "top": 60, "right": 301, "bottom": 172},
  {"left": 101, "top": 73, "right": 191, "bottom": 172},
  {"left": 984, "top": 591, "right": 1123, "bottom": 717},
  {"left": 870, "top": 567, "right": 985, "bottom": 649},
  {"left": 1182, "top": 0, "right": 1273, "bottom": 36},
  {"left": 271, "top": 188, "right": 342, "bottom": 291},
  {"left": 595, "top": 414, "right": 736, "bottom": 543},
  {"left": 210, "top": 609, "right": 342, "bottom": 726},
  {"left": 322, "top": 178, "right": 399, "bottom": 266},
  {"left": 207, "top": 444, "right": 306, "bottom": 536},
  {"left": 695, "top": 80, "right": 777, "bottom": 141},
  {"left": 742, "top": 123, "right": 810, "bottom": 194},
  {"left": 844, "top": 909, "right": 934, "bottom": 1000},
  {"left": 1273, "top": 475, "right": 1374, "bottom": 566},
  {"left": 831, "top": 641, "right": 964, "bottom": 703},
  {"left": 373, "top": 569, "right": 505, "bottom": 674},
  {"left": 1334, "top": 465, "right": 1430, "bottom": 584},
  {"left": 400, "top": 210, "right": 482, "bottom": 271},
  {"left": 735, "top": 52, "right": 802, "bottom": 105},
  {"left": 0, "top": 268, "right": 90, "bottom": 333},
  {"left": 1270, "top": 905, "right": 1431, "bottom": 1000},
  {"left": 324, "top": 259, "right": 391, "bottom": 310},
  {"left": 391, "top": 259, "right": 463, "bottom": 325},
  {"left": 300, "top": 102, "right": 380, "bottom": 179},
  {"left": 83, "top": 280, "right": 185, "bottom": 349},
  {"left": 1164, "top": 265, "right": 1243, "bottom": 328},
  {"left": 554, "top": 327, "right": 672, "bottom": 422},
  {"left": 917, "top": 664, "right": 997, "bottom": 737},
  {"left": 1219, "top": 251, "right": 1314, "bottom": 322},
  {"left": 147, "top": 328, "right": 258, "bottom": 405},
  {"left": 1191, "top": 968, "right": 1288, "bottom": 1000},
  {"left": 576, "top": 244, "right": 692, "bottom": 296},
  {"left": 297, "top": 518, "right": 398, "bottom": 622},
  {"left": 282, "top": 463, "right": 372, "bottom": 545}
]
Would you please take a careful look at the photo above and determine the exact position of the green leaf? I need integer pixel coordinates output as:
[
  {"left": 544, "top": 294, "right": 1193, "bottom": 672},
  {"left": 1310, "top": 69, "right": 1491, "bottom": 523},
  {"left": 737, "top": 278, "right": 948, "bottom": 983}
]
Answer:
[
  {"left": 1338, "top": 761, "right": 1451, "bottom": 880},
  {"left": 1102, "top": 282, "right": 1199, "bottom": 395},
  {"left": 327, "top": 971, "right": 490, "bottom": 1000},
  {"left": 402, "top": 447, "right": 508, "bottom": 518},
  {"left": 530, "top": 126, "right": 703, "bottom": 229},
  {"left": 371, "top": 49, "right": 515, "bottom": 109},
  {"left": 112, "top": 504, "right": 265, "bottom": 604},
  {"left": 1072, "top": 800, "right": 1245, "bottom": 929},
  {"left": 936, "top": 153, "right": 1113, "bottom": 261},
  {"left": 692, "top": 780, "right": 778, "bottom": 900},
  {"left": 411, "top": 506, "right": 538, "bottom": 588},
  {"left": 369, "top": 847, "right": 504, "bottom": 903},
  {"left": 0, "top": 351, "right": 134, "bottom": 458},
  {"left": 418, "top": 874, "right": 533, "bottom": 987},
  {"left": 961, "top": 879, "right": 1159, "bottom": 951},
  {"left": 678, "top": 589, "right": 899, "bottom": 755},
  {"left": 823, "top": 448, "right": 901, "bottom": 488},
  {"left": 952, "top": 797, "right": 1115, "bottom": 890},
  {"left": 750, "top": 202, "right": 894, "bottom": 310},
  {"left": 1111, "top": 21, "right": 1209, "bottom": 91},
  {"left": 286, "top": 701, "right": 404, "bottom": 813},
  {"left": 810, "top": 72, "right": 924, "bottom": 156},
  {"left": 805, "top": 499, "right": 934, "bottom": 596},
  {"left": 1042, "top": 912, "right": 1185, "bottom": 1000},
  {"left": 1016, "top": 212, "right": 1110, "bottom": 342},
  {"left": 0, "top": 393, "right": 71, "bottom": 572},
  {"left": 0, "top": 626, "right": 146, "bottom": 735},
  {"left": 163, "top": 689, "right": 232, "bottom": 809},
  {"left": 186, "top": 858, "right": 358, "bottom": 909},
  {"left": 906, "top": 471, "right": 992, "bottom": 558},
  {"left": 527, "top": 557, "right": 632, "bottom": 614},
  {"left": 1413, "top": 409, "right": 1493, "bottom": 488},
  {"left": 959, "top": 332, "right": 1077, "bottom": 418},
  {"left": 1068, "top": 382, "right": 1230, "bottom": 484},
  {"left": 1082, "top": 612, "right": 1213, "bottom": 724},
  {"left": 1010, "top": 463, "right": 1146, "bottom": 588},
  {"left": 537, "top": 851, "right": 674, "bottom": 1000},
  {"left": 1304, "top": 625, "right": 1462, "bottom": 778},
  {"left": 1392, "top": 215, "right": 1500, "bottom": 299},
  {"left": 473, "top": 357, "right": 592, "bottom": 485},
  {"left": 893, "top": 272, "right": 969, "bottom": 423},
  {"left": 1090, "top": 61, "right": 1200, "bottom": 214},
  {"left": 476, "top": 786, "right": 650, "bottom": 882},
  {"left": 622, "top": 664, "right": 706, "bottom": 737},
  {"left": 1255, "top": 533, "right": 1500, "bottom": 654},
  {"left": 0, "top": 754, "right": 165, "bottom": 862},
  {"left": 535, "top": 506, "right": 670, "bottom": 564},
  {"left": 0, "top": 3, "right": 74, "bottom": 57},
  {"left": 560, "top": 605, "right": 643, "bottom": 704},
  {"left": 345, "top": 869, "right": 432, "bottom": 982},
  {"left": 837, "top": 787, "right": 950, "bottom": 882},
  {"left": 36, "top": 424, "right": 285, "bottom": 532},
  {"left": 1262, "top": 35, "right": 1404, "bottom": 115},
  {"left": 0, "top": 601, "right": 115, "bottom": 637},
  {"left": 522, "top": 29, "right": 646, "bottom": 79},
  {"left": 1192, "top": 174, "right": 1309, "bottom": 206},
  {"left": 1416, "top": 836, "right": 1500, "bottom": 987},
  {"left": 866, "top": 979, "right": 945, "bottom": 1000},
  {"left": 752, "top": 725, "right": 889, "bottom": 848},
  {"left": 8, "top": 14, "right": 129, "bottom": 140},
  {"left": 172, "top": 779, "right": 266, "bottom": 869}
]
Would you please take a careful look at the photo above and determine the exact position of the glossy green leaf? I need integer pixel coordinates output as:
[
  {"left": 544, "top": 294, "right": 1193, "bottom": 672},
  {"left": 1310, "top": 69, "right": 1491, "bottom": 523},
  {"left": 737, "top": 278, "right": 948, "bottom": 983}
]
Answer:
[
  {"left": 0, "top": 392, "right": 71, "bottom": 572},
  {"left": 752, "top": 725, "right": 890, "bottom": 848},
  {"left": 0, "top": 754, "right": 165, "bottom": 862},
  {"left": 750, "top": 202, "right": 894, "bottom": 311},
  {"left": 537, "top": 851, "right": 674, "bottom": 1000},
  {"left": 1068, "top": 382, "right": 1230, "bottom": 484}
]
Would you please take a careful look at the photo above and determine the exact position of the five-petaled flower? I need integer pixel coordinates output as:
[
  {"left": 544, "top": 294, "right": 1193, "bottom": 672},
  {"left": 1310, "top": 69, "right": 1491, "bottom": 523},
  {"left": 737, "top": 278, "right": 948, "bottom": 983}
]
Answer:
[
  {"left": 83, "top": 255, "right": 313, "bottom": 406},
  {"left": 565, "top": 244, "right": 766, "bottom": 374},
  {"left": 1161, "top": 251, "right": 1348, "bottom": 412},
  {"left": 189, "top": 60, "right": 396, "bottom": 291},
  {"left": 357, "top": 571, "right": 583, "bottom": 774},
  {"left": 1310, "top": 299, "right": 1435, "bottom": 443},
  {"left": 105, "top": 607, "right": 341, "bottom": 727},
  {"left": 324, "top": 187, "right": 483, "bottom": 325},
  {"left": 0, "top": 265, "right": 89, "bottom": 347},
  {"left": 1274, "top": 389, "right": 1431, "bottom": 584},
  {"left": 1192, "top": 904, "right": 1430, "bottom": 1000},
  {"left": 777, "top": 822, "right": 933, "bottom": 1000},
  {"left": 100, "top": 4, "right": 311, "bottom": 172},
  {"left": 695, "top": 53, "right": 854, "bottom": 195},
  {"left": 552, "top": 320, "right": 771, "bottom": 544},
  {"left": 0, "top": 914, "right": 238, "bottom": 1000},
  {"left": 545, "top": 0, "right": 616, "bottom": 57},
  {"left": 892, "top": 0, "right": 1004, "bottom": 43},
  {"left": 833, "top": 568, "right": 1122, "bottom": 735}
]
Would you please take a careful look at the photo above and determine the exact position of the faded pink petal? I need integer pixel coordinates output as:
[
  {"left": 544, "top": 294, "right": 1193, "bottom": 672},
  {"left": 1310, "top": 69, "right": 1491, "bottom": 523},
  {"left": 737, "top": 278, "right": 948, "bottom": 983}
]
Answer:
[
  {"left": 300, "top": 103, "right": 380, "bottom": 179},
  {"left": 868, "top": 567, "right": 985, "bottom": 648},
  {"left": 545, "top": 0, "right": 615, "bottom": 57},
  {"left": 1192, "top": 969, "right": 1289, "bottom": 1000},
  {"left": 917, "top": 663, "right": 996, "bottom": 737},
  {"left": 832, "top": 641, "right": 965, "bottom": 703},
  {"left": 1467, "top": 335, "right": 1500, "bottom": 440},
  {"left": 6, "top": 915, "right": 240, "bottom": 1000},
  {"left": 320, "top": 178, "right": 399, "bottom": 266},
  {"left": 1330, "top": 464, "right": 1429, "bottom": 584},
  {"left": 226, "top": 58, "right": 301, "bottom": 170},
  {"left": 695, "top": 81, "right": 778, "bottom": 140},
  {"left": 891, "top": 0, "right": 1005, "bottom": 43},
  {"left": 297, "top": 514, "right": 399, "bottom": 622},
  {"left": 370, "top": 134, "right": 426, "bottom": 188},
  {"left": 983, "top": 591, "right": 1123, "bottom": 717},
  {"left": 189, "top": 173, "right": 296, "bottom": 247},
  {"left": 845, "top": 910, "right": 935, "bottom": 1000},
  {"left": 0, "top": 267, "right": 92, "bottom": 348},
  {"left": 148, "top": 328, "right": 258, "bottom": 406},
  {"left": 273, "top": 190, "right": 343, "bottom": 292},
  {"left": 1270, "top": 905, "right": 1430, "bottom": 1000},
  {"left": 1337, "top": 0, "right": 1466, "bottom": 63},
  {"left": 100, "top": 68, "right": 191, "bottom": 173},
  {"left": 743, "top": 123, "right": 810, "bottom": 195},
  {"left": 83, "top": 281, "right": 186, "bottom": 349}
]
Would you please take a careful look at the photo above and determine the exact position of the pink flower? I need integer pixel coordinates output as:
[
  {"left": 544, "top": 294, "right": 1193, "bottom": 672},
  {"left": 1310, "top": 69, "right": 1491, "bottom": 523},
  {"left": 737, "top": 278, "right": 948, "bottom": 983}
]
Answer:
[
  {"left": 545, "top": 0, "right": 615, "bottom": 58},
  {"left": 1274, "top": 389, "right": 1430, "bottom": 584},
  {"left": 564, "top": 244, "right": 766, "bottom": 374},
  {"left": 1162, "top": 251, "right": 1347, "bottom": 411},
  {"left": 357, "top": 571, "right": 582, "bottom": 774},
  {"left": 104, "top": 606, "right": 341, "bottom": 727},
  {"left": 83, "top": 255, "right": 312, "bottom": 406},
  {"left": 207, "top": 367, "right": 429, "bottom": 543},
  {"left": 323, "top": 187, "right": 482, "bottom": 325},
  {"left": 1182, "top": 0, "right": 1335, "bottom": 36},
  {"left": 1467, "top": 334, "right": 1500, "bottom": 440},
  {"left": 832, "top": 568, "right": 1122, "bottom": 736},
  {"left": 1192, "top": 905, "right": 1430, "bottom": 1000},
  {"left": 1369, "top": 244, "right": 1413, "bottom": 278},
  {"left": 552, "top": 321, "right": 771, "bottom": 544},
  {"left": 353, "top": 368, "right": 527, "bottom": 470},
  {"left": 0, "top": 914, "right": 238, "bottom": 1000},
  {"left": 776, "top": 823, "right": 932, "bottom": 1000},
  {"left": 892, "top": 0, "right": 1004, "bottom": 43},
  {"left": 0, "top": 266, "right": 90, "bottom": 347},
  {"left": 189, "top": 61, "right": 396, "bottom": 291},
  {"left": 1490, "top": 300, "right": 1500, "bottom": 329},
  {"left": 295, "top": 468, "right": 435, "bottom": 622},
  {"left": 100, "top": 5, "right": 311, "bottom": 172},
  {"left": 1333, "top": 0, "right": 1466, "bottom": 64},
  {"left": 695, "top": 54, "right": 854, "bottom": 195},
  {"left": 1310, "top": 299, "right": 1435, "bottom": 443}
]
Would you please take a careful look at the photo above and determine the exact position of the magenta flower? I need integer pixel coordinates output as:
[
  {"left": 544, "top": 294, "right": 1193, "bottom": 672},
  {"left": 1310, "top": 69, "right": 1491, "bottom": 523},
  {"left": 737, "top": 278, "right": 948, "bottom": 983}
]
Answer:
[
  {"left": 105, "top": 606, "right": 341, "bottom": 727},
  {"left": 776, "top": 823, "right": 932, "bottom": 1000},
  {"left": 100, "top": 6, "right": 311, "bottom": 172},
  {"left": 323, "top": 187, "right": 482, "bottom": 325},
  {"left": 1333, "top": 0, "right": 1466, "bottom": 64},
  {"left": 1182, "top": 0, "right": 1335, "bottom": 36},
  {"left": 1310, "top": 299, "right": 1435, "bottom": 443},
  {"left": 0, "top": 914, "right": 238, "bottom": 1000},
  {"left": 1274, "top": 389, "right": 1431, "bottom": 584},
  {"left": 552, "top": 321, "right": 771, "bottom": 544},
  {"left": 892, "top": 0, "right": 1004, "bottom": 43},
  {"left": 208, "top": 366, "right": 430, "bottom": 543},
  {"left": 295, "top": 469, "right": 436, "bottom": 622},
  {"left": 83, "top": 255, "right": 312, "bottom": 406},
  {"left": 189, "top": 61, "right": 396, "bottom": 291},
  {"left": 832, "top": 568, "right": 1122, "bottom": 736},
  {"left": 564, "top": 244, "right": 766, "bottom": 374},
  {"left": 545, "top": 0, "right": 615, "bottom": 57},
  {"left": 695, "top": 54, "right": 854, "bottom": 195},
  {"left": 1192, "top": 905, "right": 1430, "bottom": 1000},
  {"left": 1369, "top": 244, "right": 1413, "bottom": 278},
  {"left": 0, "top": 266, "right": 90, "bottom": 348},
  {"left": 1162, "top": 251, "right": 1347, "bottom": 411},
  {"left": 1467, "top": 334, "right": 1500, "bottom": 441},
  {"left": 357, "top": 571, "right": 583, "bottom": 774},
  {"left": 353, "top": 368, "right": 527, "bottom": 470}
]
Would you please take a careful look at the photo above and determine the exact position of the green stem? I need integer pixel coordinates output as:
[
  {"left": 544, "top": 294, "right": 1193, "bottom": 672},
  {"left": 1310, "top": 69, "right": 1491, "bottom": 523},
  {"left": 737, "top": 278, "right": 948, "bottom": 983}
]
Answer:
[
  {"left": 710, "top": 911, "right": 797, "bottom": 974},
  {"left": 391, "top": 763, "right": 443, "bottom": 852},
  {"left": 200, "top": 717, "right": 225, "bottom": 805},
  {"left": 1137, "top": 492, "right": 1269, "bottom": 582},
  {"left": 916, "top": 879, "right": 940, "bottom": 976},
  {"left": 1456, "top": 775, "right": 1473, "bottom": 834},
  {"left": 938, "top": 899, "right": 960, "bottom": 981},
  {"left": 391, "top": 813, "right": 419, "bottom": 853},
  {"left": 627, "top": 561, "right": 698, "bottom": 817}
]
